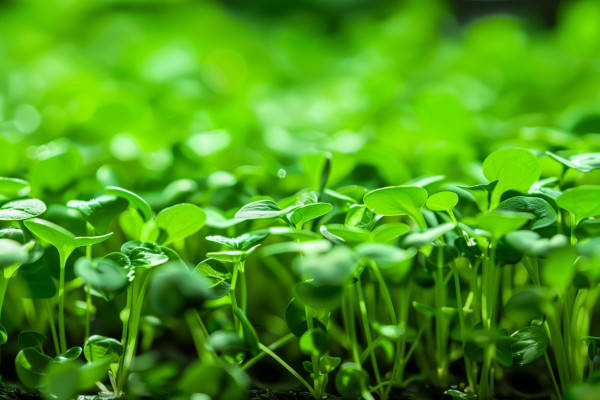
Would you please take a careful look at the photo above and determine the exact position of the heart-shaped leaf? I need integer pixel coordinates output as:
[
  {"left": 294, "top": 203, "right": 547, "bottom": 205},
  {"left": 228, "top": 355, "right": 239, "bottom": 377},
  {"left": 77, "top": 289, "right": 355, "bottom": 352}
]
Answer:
[
  {"left": 363, "top": 186, "right": 428, "bottom": 229},
  {"left": 155, "top": 203, "right": 206, "bottom": 245},
  {"left": 426, "top": 191, "right": 459, "bottom": 212},
  {"left": 483, "top": 148, "right": 540, "bottom": 208}
]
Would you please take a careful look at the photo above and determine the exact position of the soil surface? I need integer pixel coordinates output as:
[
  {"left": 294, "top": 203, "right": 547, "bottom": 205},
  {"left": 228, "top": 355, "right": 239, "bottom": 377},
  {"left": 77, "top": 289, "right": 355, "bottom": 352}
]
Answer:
[{"left": 0, "top": 386, "right": 41, "bottom": 400}]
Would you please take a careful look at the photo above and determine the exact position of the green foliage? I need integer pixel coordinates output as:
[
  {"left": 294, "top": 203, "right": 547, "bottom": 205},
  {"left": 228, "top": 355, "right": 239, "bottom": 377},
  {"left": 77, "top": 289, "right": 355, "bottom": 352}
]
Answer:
[
  {"left": 483, "top": 148, "right": 541, "bottom": 208},
  {"left": 363, "top": 186, "right": 428, "bottom": 229}
]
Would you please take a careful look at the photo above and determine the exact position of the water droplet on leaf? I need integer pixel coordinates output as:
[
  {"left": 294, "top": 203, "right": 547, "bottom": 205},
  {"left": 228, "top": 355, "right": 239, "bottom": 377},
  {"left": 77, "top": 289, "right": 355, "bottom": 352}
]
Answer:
[{"left": 278, "top": 169, "right": 286, "bottom": 178}]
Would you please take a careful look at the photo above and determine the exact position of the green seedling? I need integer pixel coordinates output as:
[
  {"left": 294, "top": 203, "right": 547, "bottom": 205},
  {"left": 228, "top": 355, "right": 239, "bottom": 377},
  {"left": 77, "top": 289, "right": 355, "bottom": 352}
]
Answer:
[{"left": 23, "top": 218, "right": 112, "bottom": 355}]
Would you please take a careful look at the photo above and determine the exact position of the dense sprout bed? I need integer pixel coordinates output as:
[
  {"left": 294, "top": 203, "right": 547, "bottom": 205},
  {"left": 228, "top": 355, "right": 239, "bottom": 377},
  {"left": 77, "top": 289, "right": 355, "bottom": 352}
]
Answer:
[
  {"left": 2, "top": 148, "right": 600, "bottom": 400},
  {"left": 3, "top": 0, "right": 600, "bottom": 399}
]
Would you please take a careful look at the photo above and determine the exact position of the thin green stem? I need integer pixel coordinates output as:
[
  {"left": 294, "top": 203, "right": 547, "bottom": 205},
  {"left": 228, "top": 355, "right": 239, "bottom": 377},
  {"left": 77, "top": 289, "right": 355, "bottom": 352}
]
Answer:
[
  {"left": 242, "top": 333, "right": 296, "bottom": 371},
  {"left": 58, "top": 255, "right": 67, "bottom": 354},
  {"left": 45, "top": 300, "right": 60, "bottom": 356},
  {"left": 305, "top": 307, "right": 323, "bottom": 399},
  {"left": 117, "top": 269, "right": 152, "bottom": 395},
  {"left": 258, "top": 343, "right": 315, "bottom": 397},
  {"left": 356, "top": 280, "right": 384, "bottom": 399},
  {"left": 84, "top": 285, "right": 92, "bottom": 344},
  {"left": 239, "top": 261, "right": 247, "bottom": 315},
  {"left": 545, "top": 352, "right": 563, "bottom": 400},
  {"left": 435, "top": 249, "right": 448, "bottom": 384},
  {"left": 185, "top": 309, "right": 213, "bottom": 362},
  {"left": 230, "top": 261, "right": 241, "bottom": 333},
  {"left": 570, "top": 213, "right": 577, "bottom": 246},
  {"left": 451, "top": 260, "right": 475, "bottom": 389}
]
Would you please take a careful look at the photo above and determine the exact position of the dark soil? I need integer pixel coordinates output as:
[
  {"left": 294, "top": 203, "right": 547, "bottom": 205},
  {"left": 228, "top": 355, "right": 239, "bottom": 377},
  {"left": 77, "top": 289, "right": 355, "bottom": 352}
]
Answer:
[{"left": 0, "top": 386, "right": 41, "bottom": 400}]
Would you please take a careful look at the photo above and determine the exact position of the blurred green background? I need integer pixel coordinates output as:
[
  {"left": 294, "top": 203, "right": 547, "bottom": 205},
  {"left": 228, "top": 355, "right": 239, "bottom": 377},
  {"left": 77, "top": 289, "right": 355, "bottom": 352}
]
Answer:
[{"left": 1, "top": 0, "right": 600, "bottom": 208}]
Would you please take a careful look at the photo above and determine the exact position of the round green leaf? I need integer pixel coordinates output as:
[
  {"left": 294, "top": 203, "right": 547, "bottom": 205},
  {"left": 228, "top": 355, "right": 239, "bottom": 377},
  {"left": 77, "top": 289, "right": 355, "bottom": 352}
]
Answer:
[
  {"left": 84, "top": 335, "right": 123, "bottom": 363},
  {"left": 426, "top": 191, "right": 459, "bottom": 212},
  {"left": 155, "top": 203, "right": 206, "bottom": 245},
  {"left": 74, "top": 258, "right": 129, "bottom": 301},
  {"left": 483, "top": 148, "right": 540, "bottom": 207},
  {"left": 335, "top": 363, "right": 369, "bottom": 399},
  {"left": 289, "top": 203, "right": 333, "bottom": 228},
  {"left": 370, "top": 222, "right": 411, "bottom": 243},
  {"left": 557, "top": 185, "right": 600, "bottom": 224},
  {"left": 496, "top": 196, "right": 557, "bottom": 230},
  {"left": 363, "top": 186, "right": 428, "bottom": 228},
  {"left": 0, "top": 199, "right": 46, "bottom": 221}
]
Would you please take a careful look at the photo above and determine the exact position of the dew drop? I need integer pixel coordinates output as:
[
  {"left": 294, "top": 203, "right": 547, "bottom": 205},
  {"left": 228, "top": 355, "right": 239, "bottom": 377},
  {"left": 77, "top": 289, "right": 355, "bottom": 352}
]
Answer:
[{"left": 278, "top": 169, "right": 286, "bottom": 178}]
